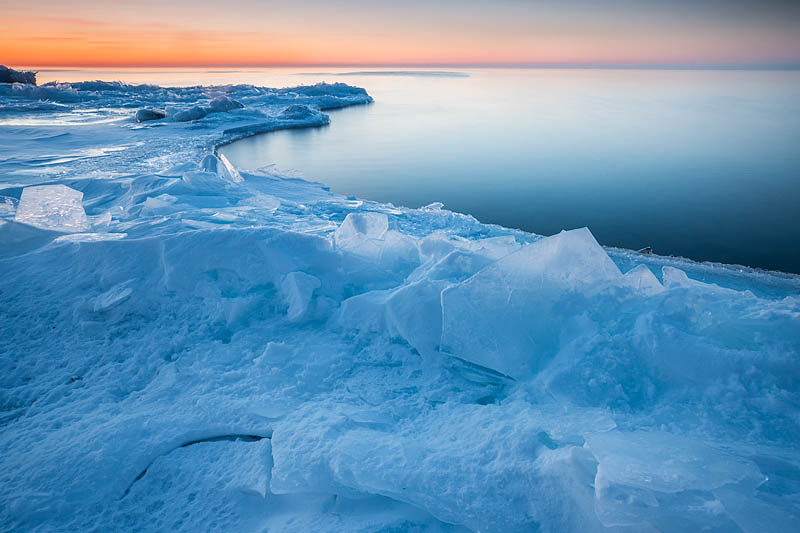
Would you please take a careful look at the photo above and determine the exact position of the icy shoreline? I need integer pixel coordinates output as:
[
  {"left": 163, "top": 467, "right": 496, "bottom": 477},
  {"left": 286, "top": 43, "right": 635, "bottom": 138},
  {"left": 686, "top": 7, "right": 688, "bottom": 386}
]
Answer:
[{"left": 1, "top": 80, "right": 799, "bottom": 532}]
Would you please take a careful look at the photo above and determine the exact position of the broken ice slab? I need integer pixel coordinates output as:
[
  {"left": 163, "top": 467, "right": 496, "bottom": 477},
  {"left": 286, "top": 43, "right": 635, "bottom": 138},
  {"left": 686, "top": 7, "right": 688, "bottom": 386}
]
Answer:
[
  {"left": 333, "top": 212, "right": 418, "bottom": 272},
  {"left": 587, "top": 430, "right": 766, "bottom": 529},
  {"left": 135, "top": 108, "right": 166, "bottom": 122},
  {"left": 440, "top": 227, "right": 622, "bottom": 378},
  {"left": 14, "top": 184, "right": 90, "bottom": 232},
  {"left": 0, "top": 196, "right": 15, "bottom": 216},
  {"left": 334, "top": 212, "right": 389, "bottom": 245},
  {"left": 280, "top": 271, "right": 321, "bottom": 322}
]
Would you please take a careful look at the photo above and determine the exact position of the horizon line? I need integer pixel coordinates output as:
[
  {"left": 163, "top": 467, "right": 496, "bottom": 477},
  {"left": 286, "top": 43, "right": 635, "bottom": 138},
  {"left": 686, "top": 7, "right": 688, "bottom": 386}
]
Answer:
[{"left": 10, "top": 62, "right": 800, "bottom": 71}]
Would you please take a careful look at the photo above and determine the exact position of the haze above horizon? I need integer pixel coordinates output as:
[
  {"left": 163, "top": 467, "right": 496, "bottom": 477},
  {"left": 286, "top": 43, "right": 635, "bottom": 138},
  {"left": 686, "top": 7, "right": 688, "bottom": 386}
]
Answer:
[{"left": 2, "top": 0, "right": 799, "bottom": 68}]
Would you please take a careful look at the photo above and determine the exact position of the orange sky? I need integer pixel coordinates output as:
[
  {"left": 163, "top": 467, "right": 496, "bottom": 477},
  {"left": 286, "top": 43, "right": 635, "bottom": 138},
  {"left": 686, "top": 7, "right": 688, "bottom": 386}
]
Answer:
[{"left": 2, "top": 0, "right": 800, "bottom": 67}]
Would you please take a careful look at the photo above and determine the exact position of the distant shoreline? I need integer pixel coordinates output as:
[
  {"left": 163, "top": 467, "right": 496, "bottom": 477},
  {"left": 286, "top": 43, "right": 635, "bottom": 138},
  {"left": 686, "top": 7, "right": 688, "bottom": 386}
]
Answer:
[{"left": 10, "top": 64, "right": 800, "bottom": 72}]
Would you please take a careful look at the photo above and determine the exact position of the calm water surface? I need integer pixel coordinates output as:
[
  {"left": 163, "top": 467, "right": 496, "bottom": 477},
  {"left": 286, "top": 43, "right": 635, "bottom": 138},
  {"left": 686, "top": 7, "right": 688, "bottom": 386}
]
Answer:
[
  {"left": 37, "top": 68, "right": 800, "bottom": 272},
  {"left": 219, "top": 68, "right": 800, "bottom": 273}
]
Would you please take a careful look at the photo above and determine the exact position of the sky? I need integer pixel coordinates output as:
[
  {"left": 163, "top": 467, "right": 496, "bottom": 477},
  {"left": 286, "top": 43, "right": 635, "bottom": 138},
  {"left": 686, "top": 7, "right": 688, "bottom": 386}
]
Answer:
[{"left": 2, "top": 0, "right": 799, "bottom": 68}]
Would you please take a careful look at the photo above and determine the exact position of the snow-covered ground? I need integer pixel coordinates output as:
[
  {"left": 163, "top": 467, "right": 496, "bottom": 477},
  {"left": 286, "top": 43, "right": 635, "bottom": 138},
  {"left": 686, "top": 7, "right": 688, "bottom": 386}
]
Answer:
[{"left": 1, "top": 79, "right": 799, "bottom": 532}]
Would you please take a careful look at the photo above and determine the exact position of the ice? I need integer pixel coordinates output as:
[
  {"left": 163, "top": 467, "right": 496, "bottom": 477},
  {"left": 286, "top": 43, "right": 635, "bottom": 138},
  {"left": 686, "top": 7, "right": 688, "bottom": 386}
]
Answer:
[
  {"left": 0, "top": 82, "right": 82, "bottom": 102},
  {"left": 662, "top": 264, "right": 693, "bottom": 288},
  {"left": 109, "top": 438, "right": 273, "bottom": 530},
  {"left": 440, "top": 228, "right": 623, "bottom": 378},
  {"left": 270, "top": 402, "right": 619, "bottom": 532},
  {"left": 14, "top": 184, "right": 90, "bottom": 232},
  {"left": 217, "top": 153, "right": 243, "bottom": 183},
  {"left": 170, "top": 105, "right": 209, "bottom": 122},
  {"left": 0, "top": 65, "right": 36, "bottom": 85},
  {"left": 334, "top": 211, "right": 389, "bottom": 244},
  {"left": 1, "top": 77, "right": 799, "bottom": 532},
  {"left": 333, "top": 212, "right": 419, "bottom": 273},
  {"left": 0, "top": 196, "right": 15, "bottom": 216},
  {"left": 53, "top": 232, "right": 127, "bottom": 243},
  {"left": 207, "top": 95, "right": 244, "bottom": 113},
  {"left": 278, "top": 104, "right": 317, "bottom": 120},
  {"left": 141, "top": 193, "right": 177, "bottom": 214},
  {"left": 587, "top": 431, "right": 765, "bottom": 528},
  {"left": 135, "top": 108, "right": 166, "bottom": 122},
  {"left": 92, "top": 280, "right": 134, "bottom": 312},
  {"left": 280, "top": 271, "right": 321, "bottom": 321},
  {"left": 619, "top": 263, "right": 664, "bottom": 295}
]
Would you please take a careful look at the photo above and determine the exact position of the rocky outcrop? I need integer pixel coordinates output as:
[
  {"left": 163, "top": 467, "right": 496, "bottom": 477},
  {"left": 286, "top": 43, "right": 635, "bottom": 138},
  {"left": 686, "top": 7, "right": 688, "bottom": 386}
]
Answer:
[{"left": 0, "top": 65, "right": 37, "bottom": 85}]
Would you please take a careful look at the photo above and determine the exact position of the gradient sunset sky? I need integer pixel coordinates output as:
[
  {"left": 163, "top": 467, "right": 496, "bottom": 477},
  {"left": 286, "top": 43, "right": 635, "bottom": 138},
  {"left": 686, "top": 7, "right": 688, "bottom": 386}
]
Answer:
[{"left": 2, "top": 0, "right": 799, "bottom": 68}]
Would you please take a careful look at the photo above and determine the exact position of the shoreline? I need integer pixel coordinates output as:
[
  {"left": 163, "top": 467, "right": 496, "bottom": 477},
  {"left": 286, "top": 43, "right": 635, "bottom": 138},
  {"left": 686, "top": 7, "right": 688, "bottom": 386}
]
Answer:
[
  {"left": 216, "top": 121, "right": 800, "bottom": 285},
  {"left": 1, "top": 76, "right": 798, "bottom": 282}
]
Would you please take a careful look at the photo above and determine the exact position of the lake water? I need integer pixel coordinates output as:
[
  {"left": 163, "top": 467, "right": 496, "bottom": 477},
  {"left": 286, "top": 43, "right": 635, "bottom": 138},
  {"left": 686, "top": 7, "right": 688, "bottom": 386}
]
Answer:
[{"left": 37, "top": 67, "right": 800, "bottom": 273}]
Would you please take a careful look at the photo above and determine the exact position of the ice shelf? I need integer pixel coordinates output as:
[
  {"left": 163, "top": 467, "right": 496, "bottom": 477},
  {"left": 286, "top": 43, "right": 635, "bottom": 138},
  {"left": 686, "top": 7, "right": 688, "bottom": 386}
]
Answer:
[{"left": 0, "top": 79, "right": 798, "bottom": 532}]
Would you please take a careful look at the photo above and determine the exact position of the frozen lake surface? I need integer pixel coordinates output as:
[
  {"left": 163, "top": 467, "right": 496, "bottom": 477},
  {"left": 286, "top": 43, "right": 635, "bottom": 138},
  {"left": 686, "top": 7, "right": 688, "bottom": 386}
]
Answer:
[
  {"left": 218, "top": 68, "right": 800, "bottom": 273},
  {"left": 1, "top": 68, "right": 799, "bottom": 531}
]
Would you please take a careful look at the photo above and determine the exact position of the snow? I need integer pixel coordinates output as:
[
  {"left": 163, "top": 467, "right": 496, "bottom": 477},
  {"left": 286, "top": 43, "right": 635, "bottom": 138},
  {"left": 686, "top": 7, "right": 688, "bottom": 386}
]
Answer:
[{"left": 1, "top": 78, "right": 799, "bottom": 532}]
